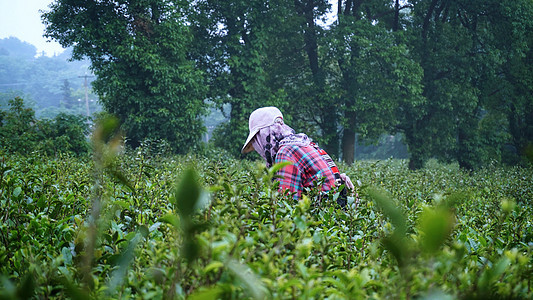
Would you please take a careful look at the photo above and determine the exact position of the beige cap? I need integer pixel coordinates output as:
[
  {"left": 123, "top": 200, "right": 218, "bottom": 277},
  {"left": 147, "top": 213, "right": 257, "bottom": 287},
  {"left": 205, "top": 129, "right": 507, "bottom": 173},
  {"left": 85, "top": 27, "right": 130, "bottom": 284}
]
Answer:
[{"left": 241, "top": 107, "right": 283, "bottom": 154}]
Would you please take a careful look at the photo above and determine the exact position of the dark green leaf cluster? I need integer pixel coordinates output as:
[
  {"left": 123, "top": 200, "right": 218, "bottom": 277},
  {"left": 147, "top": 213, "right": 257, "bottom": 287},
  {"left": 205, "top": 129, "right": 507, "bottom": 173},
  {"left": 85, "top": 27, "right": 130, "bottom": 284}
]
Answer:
[
  {"left": 42, "top": 0, "right": 208, "bottom": 153},
  {"left": 0, "top": 97, "right": 90, "bottom": 156}
]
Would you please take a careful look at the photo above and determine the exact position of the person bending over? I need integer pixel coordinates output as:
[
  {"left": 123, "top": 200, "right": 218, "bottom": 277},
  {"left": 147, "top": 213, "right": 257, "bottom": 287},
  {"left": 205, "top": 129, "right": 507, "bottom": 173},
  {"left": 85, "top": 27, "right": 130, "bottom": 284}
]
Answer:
[{"left": 241, "top": 106, "right": 354, "bottom": 205}]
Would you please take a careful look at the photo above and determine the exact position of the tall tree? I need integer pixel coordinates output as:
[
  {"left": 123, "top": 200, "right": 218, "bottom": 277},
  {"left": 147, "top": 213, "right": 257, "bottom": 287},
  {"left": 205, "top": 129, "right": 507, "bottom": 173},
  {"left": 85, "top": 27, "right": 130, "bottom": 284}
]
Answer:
[
  {"left": 477, "top": 0, "right": 533, "bottom": 164},
  {"left": 404, "top": 0, "right": 533, "bottom": 169},
  {"left": 330, "top": 0, "right": 423, "bottom": 165},
  {"left": 190, "top": 0, "right": 333, "bottom": 156},
  {"left": 42, "top": 0, "right": 207, "bottom": 152},
  {"left": 60, "top": 79, "right": 74, "bottom": 109},
  {"left": 292, "top": 0, "right": 341, "bottom": 156},
  {"left": 189, "top": 0, "right": 286, "bottom": 155}
]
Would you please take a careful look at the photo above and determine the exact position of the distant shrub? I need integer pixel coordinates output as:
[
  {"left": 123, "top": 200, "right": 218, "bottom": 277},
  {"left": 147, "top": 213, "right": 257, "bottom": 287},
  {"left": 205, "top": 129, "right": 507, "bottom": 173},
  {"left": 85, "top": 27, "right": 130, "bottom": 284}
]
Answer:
[
  {"left": 0, "top": 97, "right": 39, "bottom": 153},
  {"left": 0, "top": 97, "right": 90, "bottom": 156}
]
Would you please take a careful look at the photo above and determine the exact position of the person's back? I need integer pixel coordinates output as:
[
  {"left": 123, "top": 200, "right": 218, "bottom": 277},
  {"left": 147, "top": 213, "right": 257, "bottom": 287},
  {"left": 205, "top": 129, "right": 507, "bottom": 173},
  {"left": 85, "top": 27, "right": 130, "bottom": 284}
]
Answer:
[{"left": 275, "top": 144, "right": 336, "bottom": 199}]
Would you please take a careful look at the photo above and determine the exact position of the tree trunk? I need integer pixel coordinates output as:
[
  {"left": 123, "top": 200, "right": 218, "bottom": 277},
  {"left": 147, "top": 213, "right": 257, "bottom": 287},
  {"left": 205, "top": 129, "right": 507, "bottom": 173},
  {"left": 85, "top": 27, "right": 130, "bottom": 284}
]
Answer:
[
  {"left": 341, "top": 111, "right": 357, "bottom": 165},
  {"left": 393, "top": 0, "right": 400, "bottom": 31},
  {"left": 297, "top": 0, "right": 320, "bottom": 77},
  {"left": 296, "top": 0, "right": 339, "bottom": 156},
  {"left": 422, "top": 0, "right": 439, "bottom": 42},
  {"left": 404, "top": 121, "right": 426, "bottom": 170}
]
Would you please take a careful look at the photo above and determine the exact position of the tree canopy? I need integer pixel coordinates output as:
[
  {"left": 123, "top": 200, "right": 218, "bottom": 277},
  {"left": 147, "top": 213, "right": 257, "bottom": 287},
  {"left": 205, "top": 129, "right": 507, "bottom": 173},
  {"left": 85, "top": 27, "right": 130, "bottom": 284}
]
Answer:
[
  {"left": 42, "top": 0, "right": 207, "bottom": 152},
  {"left": 37, "top": 0, "right": 533, "bottom": 168}
]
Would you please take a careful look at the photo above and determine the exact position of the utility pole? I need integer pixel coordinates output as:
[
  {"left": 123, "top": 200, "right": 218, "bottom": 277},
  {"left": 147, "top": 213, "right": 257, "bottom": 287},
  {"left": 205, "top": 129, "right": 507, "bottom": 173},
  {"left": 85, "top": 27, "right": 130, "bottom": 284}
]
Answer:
[{"left": 78, "top": 74, "right": 94, "bottom": 121}]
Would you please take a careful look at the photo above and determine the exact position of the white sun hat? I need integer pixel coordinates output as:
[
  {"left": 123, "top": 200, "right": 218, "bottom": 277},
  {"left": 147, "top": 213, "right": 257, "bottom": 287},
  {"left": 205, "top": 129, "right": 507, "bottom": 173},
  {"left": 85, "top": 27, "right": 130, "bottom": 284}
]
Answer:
[{"left": 241, "top": 107, "right": 283, "bottom": 154}]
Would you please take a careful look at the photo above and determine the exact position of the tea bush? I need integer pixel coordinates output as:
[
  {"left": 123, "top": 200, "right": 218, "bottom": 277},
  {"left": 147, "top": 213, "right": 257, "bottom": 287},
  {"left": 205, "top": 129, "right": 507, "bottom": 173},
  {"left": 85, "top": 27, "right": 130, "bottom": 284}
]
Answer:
[{"left": 0, "top": 137, "right": 532, "bottom": 299}]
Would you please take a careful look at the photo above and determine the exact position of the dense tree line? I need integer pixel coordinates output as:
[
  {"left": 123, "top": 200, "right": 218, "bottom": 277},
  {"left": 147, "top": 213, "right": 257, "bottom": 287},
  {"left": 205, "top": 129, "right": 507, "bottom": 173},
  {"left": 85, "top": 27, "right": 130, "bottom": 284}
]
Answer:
[{"left": 41, "top": 0, "right": 533, "bottom": 169}]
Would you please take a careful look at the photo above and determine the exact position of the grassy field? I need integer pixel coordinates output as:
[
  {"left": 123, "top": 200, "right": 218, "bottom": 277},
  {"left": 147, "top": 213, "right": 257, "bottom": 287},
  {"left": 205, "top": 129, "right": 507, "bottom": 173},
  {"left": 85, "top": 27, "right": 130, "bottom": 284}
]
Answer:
[{"left": 0, "top": 144, "right": 532, "bottom": 299}]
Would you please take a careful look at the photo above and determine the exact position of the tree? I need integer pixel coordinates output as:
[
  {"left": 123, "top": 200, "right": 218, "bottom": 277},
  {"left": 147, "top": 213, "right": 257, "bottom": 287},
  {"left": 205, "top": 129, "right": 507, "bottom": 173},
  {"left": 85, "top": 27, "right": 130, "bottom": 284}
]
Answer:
[
  {"left": 403, "top": 0, "right": 533, "bottom": 169},
  {"left": 189, "top": 0, "right": 272, "bottom": 155},
  {"left": 329, "top": 1, "right": 424, "bottom": 165},
  {"left": 0, "top": 97, "right": 89, "bottom": 156},
  {"left": 292, "top": 0, "right": 341, "bottom": 157},
  {"left": 38, "top": 112, "right": 90, "bottom": 156},
  {"left": 0, "top": 97, "right": 38, "bottom": 153},
  {"left": 190, "top": 0, "right": 330, "bottom": 156},
  {"left": 42, "top": 0, "right": 207, "bottom": 152},
  {"left": 477, "top": 0, "right": 533, "bottom": 165}
]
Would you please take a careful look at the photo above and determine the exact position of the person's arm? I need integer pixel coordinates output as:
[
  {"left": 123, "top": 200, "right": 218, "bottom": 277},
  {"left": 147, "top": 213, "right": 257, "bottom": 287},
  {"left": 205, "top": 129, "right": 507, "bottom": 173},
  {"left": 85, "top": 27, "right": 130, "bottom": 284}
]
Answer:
[{"left": 340, "top": 173, "right": 354, "bottom": 190}]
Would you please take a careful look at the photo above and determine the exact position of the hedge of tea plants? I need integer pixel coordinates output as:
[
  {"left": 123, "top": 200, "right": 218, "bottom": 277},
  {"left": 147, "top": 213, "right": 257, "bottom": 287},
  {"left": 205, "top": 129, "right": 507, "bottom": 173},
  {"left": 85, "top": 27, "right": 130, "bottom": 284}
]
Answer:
[{"left": 0, "top": 138, "right": 532, "bottom": 299}]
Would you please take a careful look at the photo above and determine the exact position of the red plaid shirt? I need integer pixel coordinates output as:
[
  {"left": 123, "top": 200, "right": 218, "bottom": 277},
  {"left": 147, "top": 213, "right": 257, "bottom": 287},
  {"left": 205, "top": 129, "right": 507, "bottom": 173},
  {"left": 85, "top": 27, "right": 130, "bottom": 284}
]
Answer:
[{"left": 274, "top": 144, "right": 337, "bottom": 199}]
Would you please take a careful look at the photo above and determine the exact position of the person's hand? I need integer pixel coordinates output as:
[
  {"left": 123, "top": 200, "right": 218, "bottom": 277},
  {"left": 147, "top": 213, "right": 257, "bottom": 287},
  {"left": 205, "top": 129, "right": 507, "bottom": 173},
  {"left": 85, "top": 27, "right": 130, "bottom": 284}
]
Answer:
[{"left": 340, "top": 173, "right": 354, "bottom": 190}]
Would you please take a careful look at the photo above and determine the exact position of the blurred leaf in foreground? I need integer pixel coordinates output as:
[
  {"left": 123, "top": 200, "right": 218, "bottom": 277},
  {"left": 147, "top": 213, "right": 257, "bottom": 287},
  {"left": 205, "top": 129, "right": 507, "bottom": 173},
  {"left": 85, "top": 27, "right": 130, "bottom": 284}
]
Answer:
[
  {"left": 174, "top": 168, "right": 202, "bottom": 217},
  {"left": 367, "top": 187, "right": 410, "bottom": 268},
  {"left": 172, "top": 167, "right": 206, "bottom": 262},
  {"left": 418, "top": 206, "right": 455, "bottom": 254},
  {"left": 367, "top": 187, "right": 407, "bottom": 235},
  {"left": 226, "top": 259, "right": 267, "bottom": 300}
]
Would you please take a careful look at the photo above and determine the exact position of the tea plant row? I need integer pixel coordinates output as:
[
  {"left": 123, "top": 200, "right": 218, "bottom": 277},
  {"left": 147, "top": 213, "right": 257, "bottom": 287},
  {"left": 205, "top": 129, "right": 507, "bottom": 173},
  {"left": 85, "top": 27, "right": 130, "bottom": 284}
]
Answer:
[{"left": 0, "top": 147, "right": 532, "bottom": 299}]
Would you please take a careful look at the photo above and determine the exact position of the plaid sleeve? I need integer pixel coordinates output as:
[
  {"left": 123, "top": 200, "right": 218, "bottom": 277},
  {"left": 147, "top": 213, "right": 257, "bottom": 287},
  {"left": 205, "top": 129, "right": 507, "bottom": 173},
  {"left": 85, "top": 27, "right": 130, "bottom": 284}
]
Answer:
[{"left": 274, "top": 146, "right": 302, "bottom": 199}]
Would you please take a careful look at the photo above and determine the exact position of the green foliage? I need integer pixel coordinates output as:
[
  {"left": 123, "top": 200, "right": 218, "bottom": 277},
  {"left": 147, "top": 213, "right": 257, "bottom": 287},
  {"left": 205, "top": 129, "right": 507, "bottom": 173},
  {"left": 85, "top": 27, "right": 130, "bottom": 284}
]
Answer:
[
  {"left": 402, "top": 0, "right": 533, "bottom": 169},
  {"left": 328, "top": 5, "right": 424, "bottom": 164},
  {"left": 0, "top": 97, "right": 38, "bottom": 154},
  {"left": 0, "top": 97, "right": 89, "bottom": 156},
  {"left": 38, "top": 113, "right": 90, "bottom": 156},
  {"left": 35, "top": 0, "right": 533, "bottom": 168},
  {"left": 43, "top": 0, "right": 208, "bottom": 152},
  {"left": 190, "top": 0, "right": 335, "bottom": 155},
  {"left": 1, "top": 137, "right": 532, "bottom": 299}
]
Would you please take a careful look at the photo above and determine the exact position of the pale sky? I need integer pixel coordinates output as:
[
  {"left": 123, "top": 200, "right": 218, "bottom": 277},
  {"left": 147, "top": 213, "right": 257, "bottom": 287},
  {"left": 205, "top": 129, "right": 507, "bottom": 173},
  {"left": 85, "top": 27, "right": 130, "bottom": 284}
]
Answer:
[{"left": 0, "top": 0, "right": 65, "bottom": 57}]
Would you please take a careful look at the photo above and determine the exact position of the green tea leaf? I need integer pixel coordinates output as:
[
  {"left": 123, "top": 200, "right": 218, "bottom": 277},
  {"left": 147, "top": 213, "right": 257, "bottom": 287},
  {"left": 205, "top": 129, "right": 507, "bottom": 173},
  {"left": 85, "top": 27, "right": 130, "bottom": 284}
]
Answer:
[
  {"left": 367, "top": 187, "right": 406, "bottom": 235},
  {"left": 107, "top": 168, "right": 135, "bottom": 192},
  {"left": 418, "top": 207, "right": 455, "bottom": 254},
  {"left": 174, "top": 168, "right": 201, "bottom": 217},
  {"left": 203, "top": 261, "right": 224, "bottom": 274},
  {"left": 158, "top": 213, "right": 180, "bottom": 229},
  {"left": 188, "top": 286, "right": 224, "bottom": 300},
  {"left": 16, "top": 273, "right": 36, "bottom": 300},
  {"left": 94, "top": 115, "right": 120, "bottom": 144},
  {"left": 268, "top": 161, "right": 293, "bottom": 176},
  {"left": 107, "top": 231, "right": 143, "bottom": 296},
  {"left": 13, "top": 187, "right": 22, "bottom": 198},
  {"left": 382, "top": 232, "right": 409, "bottom": 268},
  {"left": 61, "top": 277, "right": 92, "bottom": 300},
  {"left": 478, "top": 256, "right": 511, "bottom": 291},
  {"left": 227, "top": 259, "right": 267, "bottom": 299}
]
